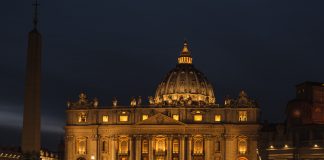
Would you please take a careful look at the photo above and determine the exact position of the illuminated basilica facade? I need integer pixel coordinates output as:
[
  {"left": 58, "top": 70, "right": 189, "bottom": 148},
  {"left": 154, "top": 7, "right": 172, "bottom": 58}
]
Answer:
[{"left": 65, "top": 41, "right": 260, "bottom": 160}]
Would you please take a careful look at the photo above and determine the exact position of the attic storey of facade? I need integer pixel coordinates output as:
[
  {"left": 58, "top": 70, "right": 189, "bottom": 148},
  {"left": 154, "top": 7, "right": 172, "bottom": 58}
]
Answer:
[{"left": 65, "top": 41, "right": 260, "bottom": 160}]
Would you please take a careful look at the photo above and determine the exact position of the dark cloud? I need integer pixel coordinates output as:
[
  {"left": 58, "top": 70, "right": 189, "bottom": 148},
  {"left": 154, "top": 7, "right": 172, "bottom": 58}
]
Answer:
[{"left": 1, "top": 0, "right": 324, "bottom": 150}]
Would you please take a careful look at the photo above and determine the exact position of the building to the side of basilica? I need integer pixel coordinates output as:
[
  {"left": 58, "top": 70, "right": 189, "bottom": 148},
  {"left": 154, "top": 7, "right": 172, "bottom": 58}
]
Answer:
[
  {"left": 259, "top": 82, "right": 324, "bottom": 160},
  {"left": 65, "top": 41, "right": 260, "bottom": 160}
]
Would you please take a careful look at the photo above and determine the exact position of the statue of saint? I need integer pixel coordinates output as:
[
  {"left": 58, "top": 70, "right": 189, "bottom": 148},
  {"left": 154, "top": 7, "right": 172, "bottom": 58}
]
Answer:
[
  {"left": 112, "top": 97, "right": 118, "bottom": 107},
  {"left": 130, "top": 97, "right": 137, "bottom": 106},
  {"left": 148, "top": 96, "right": 154, "bottom": 105},
  {"left": 93, "top": 98, "right": 99, "bottom": 108}
]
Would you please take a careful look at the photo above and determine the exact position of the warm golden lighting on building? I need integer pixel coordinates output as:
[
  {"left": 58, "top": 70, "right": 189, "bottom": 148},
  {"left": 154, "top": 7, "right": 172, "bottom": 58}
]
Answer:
[
  {"left": 214, "top": 115, "right": 221, "bottom": 122},
  {"left": 239, "top": 111, "right": 247, "bottom": 122},
  {"left": 118, "top": 138, "right": 129, "bottom": 154},
  {"left": 269, "top": 145, "right": 274, "bottom": 149},
  {"left": 102, "top": 115, "right": 109, "bottom": 122},
  {"left": 155, "top": 137, "right": 166, "bottom": 152},
  {"left": 119, "top": 115, "right": 128, "bottom": 122},
  {"left": 314, "top": 144, "right": 319, "bottom": 148},
  {"left": 102, "top": 141, "right": 108, "bottom": 152},
  {"left": 238, "top": 137, "right": 247, "bottom": 154},
  {"left": 178, "top": 57, "right": 192, "bottom": 64},
  {"left": 193, "top": 136, "right": 203, "bottom": 154},
  {"left": 77, "top": 138, "right": 87, "bottom": 154},
  {"left": 142, "top": 139, "right": 149, "bottom": 154},
  {"left": 142, "top": 114, "right": 148, "bottom": 120},
  {"left": 78, "top": 112, "right": 87, "bottom": 123},
  {"left": 194, "top": 114, "right": 203, "bottom": 121},
  {"left": 284, "top": 144, "right": 288, "bottom": 148},
  {"left": 173, "top": 114, "right": 179, "bottom": 121},
  {"left": 172, "top": 139, "right": 179, "bottom": 154}
]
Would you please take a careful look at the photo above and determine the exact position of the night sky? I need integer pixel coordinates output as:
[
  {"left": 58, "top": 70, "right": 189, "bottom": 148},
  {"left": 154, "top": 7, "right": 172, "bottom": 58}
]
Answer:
[{"left": 1, "top": 0, "right": 324, "bottom": 150}]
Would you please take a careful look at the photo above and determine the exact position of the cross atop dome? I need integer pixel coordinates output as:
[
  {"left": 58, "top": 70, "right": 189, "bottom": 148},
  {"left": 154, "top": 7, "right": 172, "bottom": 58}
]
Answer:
[{"left": 178, "top": 40, "right": 193, "bottom": 64}]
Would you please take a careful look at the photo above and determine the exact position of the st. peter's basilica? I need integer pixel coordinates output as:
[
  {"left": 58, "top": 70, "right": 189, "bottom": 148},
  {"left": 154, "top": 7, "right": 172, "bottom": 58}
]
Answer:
[{"left": 64, "top": 41, "right": 260, "bottom": 160}]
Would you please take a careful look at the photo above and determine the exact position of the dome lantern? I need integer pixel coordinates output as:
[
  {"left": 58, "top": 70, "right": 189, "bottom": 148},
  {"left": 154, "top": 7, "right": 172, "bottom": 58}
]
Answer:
[{"left": 178, "top": 40, "right": 193, "bottom": 64}]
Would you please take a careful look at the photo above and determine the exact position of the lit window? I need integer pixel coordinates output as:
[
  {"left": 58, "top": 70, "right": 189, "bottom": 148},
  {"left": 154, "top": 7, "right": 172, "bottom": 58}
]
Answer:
[
  {"left": 214, "top": 115, "right": 221, "bottom": 122},
  {"left": 119, "top": 140, "right": 128, "bottom": 154},
  {"left": 238, "top": 137, "right": 247, "bottom": 154},
  {"left": 119, "top": 115, "right": 128, "bottom": 122},
  {"left": 193, "top": 137, "right": 203, "bottom": 154},
  {"left": 102, "top": 115, "right": 109, "bottom": 122},
  {"left": 238, "top": 111, "right": 247, "bottom": 122},
  {"left": 155, "top": 137, "right": 166, "bottom": 152},
  {"left": 78, "top": 113, "right": 87, "bottom": 123},
  {"left": 194, "top": 115, "right": 202, "bottom": 121},
  {"left": 173, "top": 114, "right": 179, "bottom": 121},
  {"left": 142, "top": 114, "right": 148, "bottom": 120},
  {"left": 77, "top": 139, "right": 86, "bottom": 154}
]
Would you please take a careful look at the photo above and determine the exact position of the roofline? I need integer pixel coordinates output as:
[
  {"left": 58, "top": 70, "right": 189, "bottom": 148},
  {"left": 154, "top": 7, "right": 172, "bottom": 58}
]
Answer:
[{"left": 296, "top": 81, "right": 324, "bottom": 87}]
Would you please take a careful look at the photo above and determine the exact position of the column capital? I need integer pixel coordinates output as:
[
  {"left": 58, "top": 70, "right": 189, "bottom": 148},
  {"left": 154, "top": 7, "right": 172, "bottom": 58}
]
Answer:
[{"left": 224, "top": 134, "right": 236, "bottom": 140}]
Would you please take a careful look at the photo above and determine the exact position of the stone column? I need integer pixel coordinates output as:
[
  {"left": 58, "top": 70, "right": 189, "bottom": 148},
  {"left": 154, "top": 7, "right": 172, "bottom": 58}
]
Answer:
[
  {"left": 111, "top": 136, "right": 117, "bottom": 160},
  {"left": 204, "top": 135, "right": 211, "bottom": 160},
  {"left": 224, "top": 135, "right": 236, "bottom": 160},
  {"left": 167, "top": 136, "right": 173, "bottom": 159},
  {"left": 135, "top": 136, "right": 141, "bottom": 160},
  {"left": 149, "top": 136, "right": 154, "bottom": 160},
  {"left": 180, "top": 135, "right": 186, "bottom": 160},
  {"left": 187, "top": 136, "right": 192, "bottom": 160},
  {"left": 129, "top": 136, "right": 134, "bottom": 160}
]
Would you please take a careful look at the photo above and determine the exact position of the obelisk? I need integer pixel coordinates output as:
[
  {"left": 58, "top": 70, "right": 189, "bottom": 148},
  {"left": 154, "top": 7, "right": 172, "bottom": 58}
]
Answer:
[{"left": 21, "top": 0, "right": 42, "bottom": 159}]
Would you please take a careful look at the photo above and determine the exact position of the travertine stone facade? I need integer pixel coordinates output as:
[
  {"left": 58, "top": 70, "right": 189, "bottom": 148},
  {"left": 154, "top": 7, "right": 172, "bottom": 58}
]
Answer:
[{"left": 65, "top": 41, "right": 260, "bottom": 160}]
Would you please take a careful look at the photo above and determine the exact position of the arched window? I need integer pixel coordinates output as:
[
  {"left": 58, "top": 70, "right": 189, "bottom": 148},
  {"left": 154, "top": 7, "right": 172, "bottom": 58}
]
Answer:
[
  {"left": 119, "top": 140, "right": 128, "bottom": 154},
  {"left": 172, "top": 139, "right": 179, "bottom": 154},
  {"left": 238, "top": 111, "right": 247, "bottom": 122},
  {"left": 238, "top": 137, "right": 248, "bottom": 154},
  {"left": 155, "top": 136, "right": 166, "bottom": 152},
  {"left": 193, "top": 136, "right": 203, "bottom": 154},
  {"left": 77, "top": 138, "right": 87, "bottom": 154},
  {"left": 102, "top": 141, "right": 108, "bottom": 152}
]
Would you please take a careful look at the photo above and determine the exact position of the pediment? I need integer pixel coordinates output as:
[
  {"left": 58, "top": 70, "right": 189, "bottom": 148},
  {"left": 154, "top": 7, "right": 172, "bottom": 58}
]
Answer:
[{"left": 136, "top": 113, "right": 185, "bottom": 125}]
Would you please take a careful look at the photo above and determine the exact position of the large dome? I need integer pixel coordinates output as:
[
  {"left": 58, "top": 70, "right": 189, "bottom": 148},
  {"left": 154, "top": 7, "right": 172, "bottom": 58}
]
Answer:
[{"left": 154, "top": 41, "right": 216, "bottom": 105}]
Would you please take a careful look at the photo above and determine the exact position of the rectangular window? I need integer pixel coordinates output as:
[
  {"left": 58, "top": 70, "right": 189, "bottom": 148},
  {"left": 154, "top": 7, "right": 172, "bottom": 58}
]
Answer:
[
  {"left": 194, "top": 114, "right": 202, "bottom": 121},
  {"left": 142, "top": 114, "right": 148, "bottom": 120},
  {"left": 173, "top": 114, "right": 179, "bottom": 121},
  {"left": 214, "top": 115, "right": 221, "bottom": 122},
  {"left": 239, "top": 111, "right": 248, "bottom": 122},
  {"left": 119, "top": 115, "right": 128, "bottom": 122},
  {"left": 102, "top": 115, "right": 109, "bottom": 122}
]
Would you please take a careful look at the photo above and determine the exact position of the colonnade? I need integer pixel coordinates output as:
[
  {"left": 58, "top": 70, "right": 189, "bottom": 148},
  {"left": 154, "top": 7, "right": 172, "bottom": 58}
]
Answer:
[{"left": 108, "top": 134, "right": 212, "bottom": 160}]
